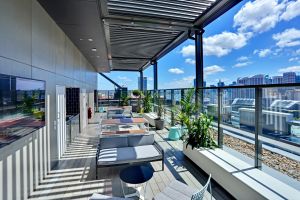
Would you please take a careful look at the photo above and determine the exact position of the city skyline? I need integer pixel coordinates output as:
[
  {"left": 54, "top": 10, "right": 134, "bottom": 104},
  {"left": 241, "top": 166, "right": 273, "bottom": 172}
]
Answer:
[{"left": 98, "top": 0, "right": 300, "bottom": 90}]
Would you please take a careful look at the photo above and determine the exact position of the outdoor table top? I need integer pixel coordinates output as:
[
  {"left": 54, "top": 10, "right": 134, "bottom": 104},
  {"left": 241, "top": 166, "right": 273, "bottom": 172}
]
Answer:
[
  {"left": 107, "top": 106, "right": 131, "bottom": 111},
  {"left": 101, "top": 118, "right": 148, "bottom": 125},
  {"left": 102, "top": 129, "right": 147, "bottom": 135}
]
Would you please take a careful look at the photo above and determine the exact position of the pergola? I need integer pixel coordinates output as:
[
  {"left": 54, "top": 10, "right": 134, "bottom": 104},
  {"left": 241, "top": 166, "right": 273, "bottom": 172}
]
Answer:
[{"left": 38, "top": 0, "right": 241, "bottom": 95}]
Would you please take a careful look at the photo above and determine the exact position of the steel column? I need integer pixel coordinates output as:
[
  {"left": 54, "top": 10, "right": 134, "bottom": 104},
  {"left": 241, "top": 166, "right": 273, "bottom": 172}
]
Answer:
[
  {"left": 153, "top": 61, "right": 158, "bottom": 91},
  {"left": 255, "top": 87, "right": 263, "bottom": 168},
  {"left": 170, "top": 90, "right": 175, "bottom": 126},
  {"left": 140, "top": 70, "right": 144, "bottom": 92},
  {"left": 195, "top": 29, "right": 205, "bottom": 110},
  {"left": 153, "top": 61, "right": 158, "bottom": 111},
  {"left": 217, "top": 88, "right": 223, "bottom": 148}
]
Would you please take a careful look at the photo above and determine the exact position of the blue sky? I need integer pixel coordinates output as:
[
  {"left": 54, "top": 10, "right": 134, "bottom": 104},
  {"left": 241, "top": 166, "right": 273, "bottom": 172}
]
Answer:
[{"left": 98, "top": 0, "right": 300, "bottom": 90}]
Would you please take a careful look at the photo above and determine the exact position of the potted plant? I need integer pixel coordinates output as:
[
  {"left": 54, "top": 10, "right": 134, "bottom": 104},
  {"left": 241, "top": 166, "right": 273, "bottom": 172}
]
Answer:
[
  {"left": 132, "top": 89, "right": 142, "bottom": 112},
  {"left": 175, "top": 89, "right": 217, "bottom": 149},
  {"left": 154, "top": 96, "right": 165, "bottom": 130},
  {"left": 119, "top": 94, "right": 129, "bottom": 106},
  {"left": 143, "top": 91, "right": 152, "bottom": 113}
]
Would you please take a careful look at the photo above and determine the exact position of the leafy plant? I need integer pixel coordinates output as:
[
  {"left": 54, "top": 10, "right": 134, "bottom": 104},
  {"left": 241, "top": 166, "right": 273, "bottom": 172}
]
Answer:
[
  {"left": 132, "top": 89, "right": 142, "bottom": 97},
  {"left": 120, "top": 94, "right": 129, "bottom": 106},
  {"left": 143, "top": 91, "right": 152, "bottom": 113},
  {"left": 132, "top": 89, "right": 143, "bottom": 113},
  {"left": 181, "top": 113, "right": 217, "bottom": 149},
  {"left": 156, "top": 96, "right": 164, "bottom": 120},
  {"left": 22, "top": 92, "right": 36, "bottom": 114},
  {"left": 174, "top": 89, "right": 198, "bottom": 126},
  {"left": 174, "top": 89, "right": 216, "bottom": 149}
]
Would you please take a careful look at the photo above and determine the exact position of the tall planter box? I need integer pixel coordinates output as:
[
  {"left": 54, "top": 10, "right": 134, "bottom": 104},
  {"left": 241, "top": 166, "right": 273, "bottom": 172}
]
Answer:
[{"left": 182, "top": 144, "right": 278, "bottom": 200}]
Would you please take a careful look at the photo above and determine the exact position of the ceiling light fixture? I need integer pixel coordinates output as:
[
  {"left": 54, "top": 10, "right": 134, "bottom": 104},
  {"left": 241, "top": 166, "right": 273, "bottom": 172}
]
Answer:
[
  {"left": 88, "top": 38, "right": 93, "bottom": 42},
  {"left": 92, "top": 48, "right": 97, "bottom": 52}
]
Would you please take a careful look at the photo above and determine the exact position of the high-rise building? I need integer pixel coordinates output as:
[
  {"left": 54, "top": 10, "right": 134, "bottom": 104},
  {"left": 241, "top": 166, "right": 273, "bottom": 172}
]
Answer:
[
  {"left": 193, "top": 78, "right": 206, "bottom": 87},
  {"left": 272, "top": 76, "right": 283, "bottom": 84},
  {"left": 217, "top": 80, "right": 225, "bottom": 87},
  {"left": 138, "top": 77, "right": 147, "bottom": 91},
  {"left": 249, "top": 74, "right": 267, "bottom": 85},
  {"left": 283, "top": 72, "right": 296, "bottom": 83},
  {"left": 237, "top": 77, "right": 250, "bottom": 85}
]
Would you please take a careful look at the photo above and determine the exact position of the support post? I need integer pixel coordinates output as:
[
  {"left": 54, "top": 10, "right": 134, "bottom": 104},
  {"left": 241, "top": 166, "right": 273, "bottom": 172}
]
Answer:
[
  {"left": 171, "top": 89, "right": 175, "bottom": 126},
  {"left": 139, "top": 70, "right": 143, "bottom": 92},
  {"left": 195, "top": 29, "right": 205, "bottom": 111},
  {"left": 255, "top": 87, "right": 263, "bottom": 168},
  {"left": 153, "top": 60, "right": 158, "bottom": 111},
  {"left": 217, "top": 88, "right": 223, "bottom": 148},
  {"left": 153, "top": 61, "right": 158, "bottom": 92}
]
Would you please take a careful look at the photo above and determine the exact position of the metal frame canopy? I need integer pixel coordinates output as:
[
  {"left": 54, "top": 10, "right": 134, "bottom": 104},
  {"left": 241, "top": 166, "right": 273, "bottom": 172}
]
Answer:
[
  {"left": 100, "top": 0, "right": 241, "bottom": 71},
  {"left": 38, "top": 0, "right": 241, "bottom": 72}
]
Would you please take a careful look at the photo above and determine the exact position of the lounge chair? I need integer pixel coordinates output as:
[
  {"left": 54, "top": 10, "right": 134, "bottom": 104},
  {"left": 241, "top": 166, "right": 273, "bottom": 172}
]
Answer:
[
  {"left": 153, "top": 174, "right": 212, "bottom": 200},
  {"left": 89, "top": 193, "right": 132, "bottom": 200}
]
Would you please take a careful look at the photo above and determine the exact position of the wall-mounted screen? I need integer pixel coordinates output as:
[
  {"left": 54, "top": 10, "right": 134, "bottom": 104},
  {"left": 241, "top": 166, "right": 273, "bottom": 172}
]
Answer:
[{"left": 0, "top": 74, "right": 45, "bottom": 148}]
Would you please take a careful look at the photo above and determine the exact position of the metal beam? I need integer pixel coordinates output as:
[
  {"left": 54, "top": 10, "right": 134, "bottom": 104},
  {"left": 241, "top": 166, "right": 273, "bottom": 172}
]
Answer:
[
  {"left": 99, "top": 73, "right": 122, "bottom": 89},
  {"left": 111, "top": 69, "right": 139, "bottom": 72},
  {"left": 103, "top": 17, "right": 200, "bottom": 32},
  {"left": 195, "top": 29, "right": 205, "bottom": 108},
  {"left": 194, "top": 0, "right": 242, "bottom": 27},
  {"left": 150, "top": 31, "right": 188, "bottom": 68}
]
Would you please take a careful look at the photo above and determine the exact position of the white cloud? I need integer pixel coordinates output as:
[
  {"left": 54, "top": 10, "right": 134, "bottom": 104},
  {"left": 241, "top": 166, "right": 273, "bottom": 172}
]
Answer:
[
  {"left": 280, "top": 0, "right": 300, "bottom": 21},
  {"left": 234, "top": 61, "right": 252, "bottom": 68},
  {"left": 204, "top": 65, "right": 225, "bottom": 75},
  {"left": 185, "top": 58, "right": 195, "bottom": 65},
  {"left": 237, "top": 56, "right": 249, "bottom": 62},
  {"left": 180, "top": 45, "right": 195, "bottom": 57},
  {"left": 147, "top": 77, "right": 153, "bottom": 81},
  {"left": 161, "top": 76, "right": 195, "bottom": 89},
  {"left": 168, "top": 68, "right": 184, "bottom": 74},
  {"left": 233, "top": 0, "right": 286, "bottom": 34},
  {"left": 117, "top": 76, "right": 132, "bottom": 82},
  {"left": 278, "top": 65, "right": 300, "bottom": 73},
  {"left": 289, "top": 57, "right": 299, "bottom": 62},
  {"left": 203, "top": 32, "right": 248, "bottom": 57},
  {"left": 254, "top": 48, "right": 272, "bottom": 57},
  {"left": 273, "top": 28, "right": 300, "bottom": 48}
]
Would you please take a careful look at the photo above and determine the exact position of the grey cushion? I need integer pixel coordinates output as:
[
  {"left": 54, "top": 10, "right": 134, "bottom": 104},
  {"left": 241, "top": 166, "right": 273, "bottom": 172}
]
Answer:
[
  {"left": 98, "top": 145, "right": 161, "bottom": 165},
  {"left": 128, "top": 134, "right": 155, "bottom": 147},
  {"left": 153, "top": 180, "right": 198, "bottom": 200},
  {"left": 100, "top": 137, "right": 128, "bottom": 149},
  {"left": 89, "top": 193, "right": 131, "bottom": 200}
]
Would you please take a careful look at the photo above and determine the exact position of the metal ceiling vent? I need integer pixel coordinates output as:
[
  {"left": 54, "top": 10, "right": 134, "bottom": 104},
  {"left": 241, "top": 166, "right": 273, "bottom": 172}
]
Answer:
[{"left": 99, "top": 0, "right": 218, "bottom": 71}]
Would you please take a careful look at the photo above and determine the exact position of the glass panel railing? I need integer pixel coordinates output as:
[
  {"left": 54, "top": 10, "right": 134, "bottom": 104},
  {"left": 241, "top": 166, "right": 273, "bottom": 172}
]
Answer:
[{"left": 97, "top": 84, "right": 300, "bottom": 182}]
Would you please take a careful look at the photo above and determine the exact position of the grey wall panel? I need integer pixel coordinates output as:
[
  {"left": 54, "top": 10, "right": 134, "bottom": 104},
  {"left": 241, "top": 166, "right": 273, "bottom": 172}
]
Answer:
[
  {"left": 0, "top": 0, "right": 32, "bottom": 65},
  {"left": 32, "top": 0, "right": 54, "bottom": 71},
  {"left": 0, "top": 57, "right": 31, "bottom": 78},
  {"left": 31, "top": 67, "right": 58, "bottom": 166},
  {"left": 53, "top": 25, "right": 66, "bottom": 77},
  {"left": 0, "top": 0, "right": 98, "bottom": 177},
  {"left": 64, "top": 36, "right": 76, "bottom": 79}
]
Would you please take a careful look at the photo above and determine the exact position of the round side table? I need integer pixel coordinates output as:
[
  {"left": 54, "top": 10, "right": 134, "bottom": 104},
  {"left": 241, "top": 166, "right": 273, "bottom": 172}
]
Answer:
[{"left": 120, "top": 165, "right": 153, "bottom": 199}]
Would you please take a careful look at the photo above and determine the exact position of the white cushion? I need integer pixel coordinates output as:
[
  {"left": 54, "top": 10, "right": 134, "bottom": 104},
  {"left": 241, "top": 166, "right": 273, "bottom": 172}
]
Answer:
[{"left": 98, "top": 145, "right": 161, "bottom": 165}]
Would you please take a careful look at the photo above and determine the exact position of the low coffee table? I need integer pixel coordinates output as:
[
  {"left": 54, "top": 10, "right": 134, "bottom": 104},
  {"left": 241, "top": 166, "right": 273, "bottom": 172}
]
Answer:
[{"left": 120, "top": 165, "right": 153, "bottom": 199}]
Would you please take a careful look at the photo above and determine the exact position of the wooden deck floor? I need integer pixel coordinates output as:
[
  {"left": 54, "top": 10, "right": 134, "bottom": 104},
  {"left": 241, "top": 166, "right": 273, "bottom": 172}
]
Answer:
[{"left": 28, "top": 122, "right": 234, "bottom": 200}]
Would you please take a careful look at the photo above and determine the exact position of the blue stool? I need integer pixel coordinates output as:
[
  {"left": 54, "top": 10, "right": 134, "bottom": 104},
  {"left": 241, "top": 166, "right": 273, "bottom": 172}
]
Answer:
[
  {"left": 168, "top": 126, "right": 181, "bottom": 141},
  {"left": 99, "top": 107, "right": 105, "bottom": 113}
]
